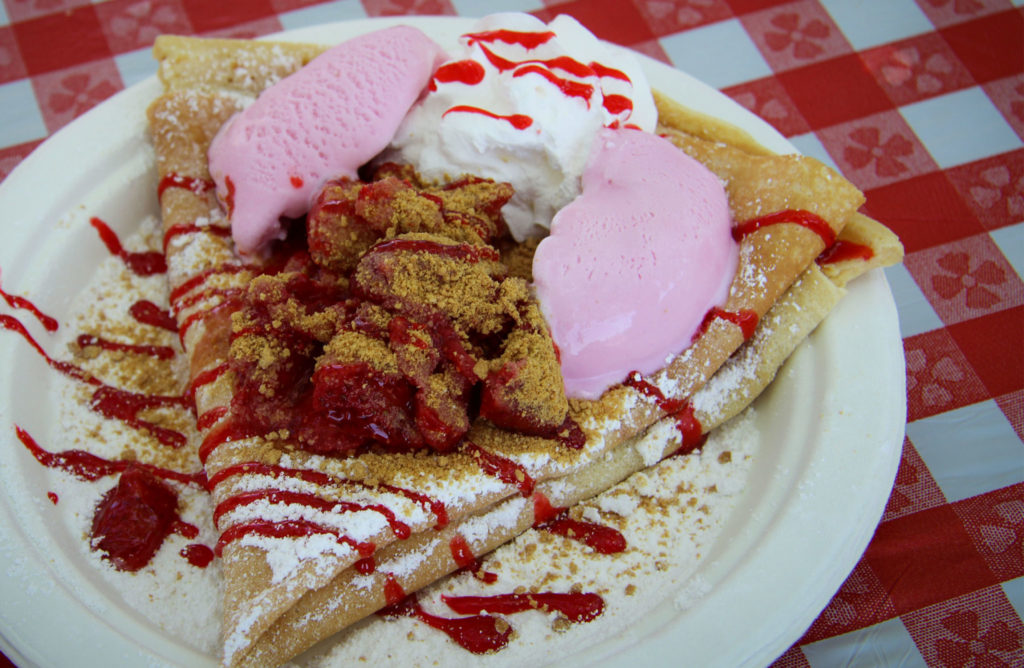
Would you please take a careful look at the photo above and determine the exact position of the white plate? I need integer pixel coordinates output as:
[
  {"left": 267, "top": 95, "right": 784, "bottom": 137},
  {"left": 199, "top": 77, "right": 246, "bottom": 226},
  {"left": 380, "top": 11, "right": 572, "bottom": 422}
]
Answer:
[{"left": 0, "top": 17, "right": 906, "bottom": 668}]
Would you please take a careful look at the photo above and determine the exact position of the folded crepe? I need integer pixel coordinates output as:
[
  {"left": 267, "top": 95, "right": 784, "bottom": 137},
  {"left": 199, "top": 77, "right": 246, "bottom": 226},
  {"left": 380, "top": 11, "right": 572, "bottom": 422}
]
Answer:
[{"left": 147, "top": 34, "right": 902, "bottom": 668}]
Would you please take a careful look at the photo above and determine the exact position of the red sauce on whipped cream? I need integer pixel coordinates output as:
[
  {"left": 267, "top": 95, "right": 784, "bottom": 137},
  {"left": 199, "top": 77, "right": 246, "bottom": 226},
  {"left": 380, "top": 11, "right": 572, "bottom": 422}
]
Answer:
[
  {"left": 431, "top": 59, "right": 486, "bottom": 88},
  {"left": 465, "top": 28, "right": 555, "bottom": 49},
  {"left": 443, "top": 105, "right": 533, "bottom": 129}
]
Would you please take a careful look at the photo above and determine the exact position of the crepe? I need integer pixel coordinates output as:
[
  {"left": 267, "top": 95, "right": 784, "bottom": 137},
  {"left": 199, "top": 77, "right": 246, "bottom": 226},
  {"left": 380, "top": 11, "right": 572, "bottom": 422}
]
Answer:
[{"left": 147, "top": 33, "right": 901, "bottom": 668}]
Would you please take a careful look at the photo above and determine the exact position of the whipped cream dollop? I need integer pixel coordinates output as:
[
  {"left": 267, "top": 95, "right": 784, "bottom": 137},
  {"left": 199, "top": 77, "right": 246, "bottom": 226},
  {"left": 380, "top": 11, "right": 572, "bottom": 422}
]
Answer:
[
  {"left": 533, "top": 128, "right": 738, "bottom": 399},
  {"left": 387, "top": 13, "right": 657, "bottom": 242},
  {"left": 208, "top": 26, "right": 446, "bottom": 257}
]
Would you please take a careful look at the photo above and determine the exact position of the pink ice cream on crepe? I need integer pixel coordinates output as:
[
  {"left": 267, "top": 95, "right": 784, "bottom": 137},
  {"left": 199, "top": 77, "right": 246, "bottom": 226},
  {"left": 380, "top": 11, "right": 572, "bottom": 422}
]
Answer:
[
  {"left": 533, "top": 128, "right": 738, "bottom": 399},
  {"left": 208, "top": 26, "right": 446, "bottom": 256}
]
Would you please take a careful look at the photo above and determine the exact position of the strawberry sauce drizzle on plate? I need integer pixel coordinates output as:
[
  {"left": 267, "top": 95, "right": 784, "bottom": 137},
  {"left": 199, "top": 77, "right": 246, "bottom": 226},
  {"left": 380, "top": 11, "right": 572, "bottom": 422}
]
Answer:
[{"left": 90, "top": 217, "right": 167, "bottom": 276}]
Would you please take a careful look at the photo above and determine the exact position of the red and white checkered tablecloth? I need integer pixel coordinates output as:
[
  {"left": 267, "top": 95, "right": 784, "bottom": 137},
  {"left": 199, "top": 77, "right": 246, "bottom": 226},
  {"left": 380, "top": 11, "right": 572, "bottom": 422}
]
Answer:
[{"left": 0, "top": 0, "right": 1021, "bottom": 666}]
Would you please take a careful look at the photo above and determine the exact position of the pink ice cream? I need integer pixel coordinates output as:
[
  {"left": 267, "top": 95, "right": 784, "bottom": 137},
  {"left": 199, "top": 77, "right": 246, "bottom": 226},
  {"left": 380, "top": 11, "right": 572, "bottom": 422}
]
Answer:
[
  {"left": 533, "top": 128, "right": 738, "bottom": 399},
  {"left": 208, "top": 26, "right": 446, "bottom": 256}
]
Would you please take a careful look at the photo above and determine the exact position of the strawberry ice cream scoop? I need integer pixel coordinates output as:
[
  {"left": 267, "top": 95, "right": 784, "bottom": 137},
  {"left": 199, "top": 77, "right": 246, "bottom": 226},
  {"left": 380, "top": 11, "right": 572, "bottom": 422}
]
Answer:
[
  {"left": 533, "top": 128, "right": 738, "bottom": 400},
  {"left": 208, "top": 26, "right": 446, "bottom": 256}
]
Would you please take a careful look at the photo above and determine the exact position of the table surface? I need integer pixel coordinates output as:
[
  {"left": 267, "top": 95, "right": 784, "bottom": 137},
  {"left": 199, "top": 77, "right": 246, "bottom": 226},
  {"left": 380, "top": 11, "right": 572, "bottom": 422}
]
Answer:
[{"left": 0, "top": 0, "right": 1021, "bottom": 666}]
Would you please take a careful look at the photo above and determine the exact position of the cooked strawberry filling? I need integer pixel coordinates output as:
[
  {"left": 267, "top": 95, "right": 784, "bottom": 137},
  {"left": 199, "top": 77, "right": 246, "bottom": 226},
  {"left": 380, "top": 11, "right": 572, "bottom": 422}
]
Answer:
[{"left": 220, "top": 167, "right": 570, "bottom": 457}]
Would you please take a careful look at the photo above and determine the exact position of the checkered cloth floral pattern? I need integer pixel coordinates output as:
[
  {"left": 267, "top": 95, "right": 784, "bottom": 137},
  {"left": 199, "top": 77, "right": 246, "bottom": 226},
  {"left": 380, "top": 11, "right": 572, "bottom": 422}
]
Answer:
[{"left": 0, "top": 0, "right": 1021, "bottom": 666}]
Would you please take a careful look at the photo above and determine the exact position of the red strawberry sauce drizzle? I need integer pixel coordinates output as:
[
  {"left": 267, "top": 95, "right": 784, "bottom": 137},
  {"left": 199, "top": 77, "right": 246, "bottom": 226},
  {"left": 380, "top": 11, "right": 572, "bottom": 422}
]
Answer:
[
  {"left": 90, "top": 464, "right": 202, "bottom": 572},
  {"left": 15, "top": 425, "right": 204, "bottom": 486},
  {"left": 538, "top": 514, "right": 627, "bottom": 554},
  {"left": 174, "top": 285, "right": 244, "bottom": 312},
  {"left": 379, "top": 586, "right": 605, "bottom": 654},
  {"left": 354, "top": 555, "right": 377, "bottom": 575},
  {"left": 435, "top": 31, "right": 640, "bottom": 132},
  {"left": 465, "top": 28, "right": 556, "bottom": 49},
  {"left": 89, "top": 217, "right": 167, "bottom": 276},
  {"left": 177, "top": 295, "right": 242, "bottom": 344},
  {"left": 223, "top": 175, "right": 236, "bottom": 218},
  {"left": 444, "top": 591, "right": 605, "bottom": 623},
  {"left": 603, "top": 94, "right": 633, "bottom": 116},
  {"left": 512, "top": 64, "right": 594, "bottom": 103},
  {"left": 694, "top": 210, "right": 841, "bottom": 346},
  {"left": 622, "top": 371, "right": 685, "bottom": 414},
  {"left": 207, "top": 460, "right": 448, "bottom": 531},
  {"left": 449, "top": 533, "right": 498, "bottom": 583},
  {"left": 817, "top": 239, "right": 875, "bottom": 265},
  {"left": 0, "top": 277, "right": 58, "bottom": 332},
  {"left": 384, "top": 573, "right": 407, "bottom": 605},
  {"left": 163, "top": 222, "right": 232, "bottom": 254},
  {"left": 15, "top": 427, "right": 212, "bottom": 572},
  {"left": 196, "top": 404, "right": 228, "bottom": 431},
  {"left": 731, "top": 206, "right": 872, "bottom": 267},
  {"left": 431, "top": 59, "right": 486, "bottom": 89},
  {"left": 1, "top": 258, "right": 210, "bottom": 571},
  {"left": 623, "top": 372, "right": 706, "bottom": 452},
  {"left": 466, "top": 442, "right": 535, "bottom": 496},
  {"left": 168, "top": 265, "right": 248, "bottom": 306},
  {"left": 188, "top": 362, "right": 229, "bottom": 402},
  {"left": 129, "top": 300, "right": 178, "bottom": 332},
  {"left": 473, "top": 41, "right": 594, "bottom": 79},
  {"left": 380, "top": 593, "right": 514, "bottom": 654},
  {"left": 532, "top": 491, "right": 561, "bottom": 524},
  {"left": 181, "top": 543, "right": 215, "bottom": 568},
  {"left": 76, "top": 333, "right": 175, "bottom": 360},
  {"left": 590, "top": 61, "right": 630, "bottom": 82},
  {"left": 732, "top": 208, "right": 836, "bottom": 247},
  {"left": 214, "top": 518, "right": 376, "bottom": 558},
  {"left": 443, "top": 105, "right": 534, "bottom": 129},
  {"left": 1, "top": 313, "right": 91, "bottom": 383},
  {"left": 91, "top": 211, "right": 242, "bottom": 349},
  {"left": 692, "top": 306, "right": 760, "bottom": 343},
  {"left": 212, "top": 488, "right": 412, "bottom": 539},
  {"left": 531, "top": 491, "right": 626, "bottom": 554},
  {"left": 0, "top": 314, "right": 194, "bottom": 448},
  {"left": 208, "top": 461, "right": 330, "bottom": 489},
  {"left": 89, "top": 386, "right": 191, "bottom": 448},
  {"left": 158, "top": 173, "right": 215, "bottom": 200}
]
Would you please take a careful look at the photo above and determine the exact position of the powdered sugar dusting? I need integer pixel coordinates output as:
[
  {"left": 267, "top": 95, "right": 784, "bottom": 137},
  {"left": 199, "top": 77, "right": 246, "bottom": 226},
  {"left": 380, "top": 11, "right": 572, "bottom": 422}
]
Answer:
[
  {"left": 299, "top": 410, "right": 759, "bottom": 667},
  {"left": 459, "top": 495, "right": 528, "bottom": 545}
]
